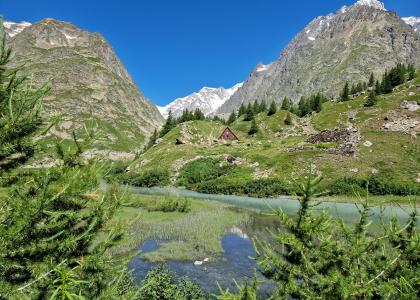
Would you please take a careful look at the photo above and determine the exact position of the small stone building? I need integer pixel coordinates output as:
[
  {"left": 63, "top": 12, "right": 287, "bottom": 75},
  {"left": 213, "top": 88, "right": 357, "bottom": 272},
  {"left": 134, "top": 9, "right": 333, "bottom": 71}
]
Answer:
[{"left": 219, "top": 127, "right": 239, "bottom": 141}]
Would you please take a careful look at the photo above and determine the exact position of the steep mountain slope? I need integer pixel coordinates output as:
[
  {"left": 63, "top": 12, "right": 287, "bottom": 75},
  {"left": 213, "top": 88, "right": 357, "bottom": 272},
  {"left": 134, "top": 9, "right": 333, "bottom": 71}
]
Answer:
[
  {"left": 159, "top": 83, "right": 242, "bottom": 118},
  {"left": 134, "top": 72, "right": 420, "bottom": 195},
  {"left": 6, "top": 19, "right": 163, "bottom": 158},
  {"left": 217, "top": 0, "right": 420, "bottom": 115}
]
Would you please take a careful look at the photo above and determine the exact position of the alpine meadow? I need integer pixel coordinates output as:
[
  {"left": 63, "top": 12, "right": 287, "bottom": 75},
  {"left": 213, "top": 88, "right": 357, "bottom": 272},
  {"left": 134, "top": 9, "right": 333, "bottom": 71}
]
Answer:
[{"left": 0, "top": 0, "right": 419, "bottom": 299}]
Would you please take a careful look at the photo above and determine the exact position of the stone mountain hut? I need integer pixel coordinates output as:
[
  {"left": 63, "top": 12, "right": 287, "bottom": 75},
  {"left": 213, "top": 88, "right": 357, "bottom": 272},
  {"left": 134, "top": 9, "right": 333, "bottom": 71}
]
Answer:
[{"left": 219, "top": 127, "right": 239, "bottom": 141}]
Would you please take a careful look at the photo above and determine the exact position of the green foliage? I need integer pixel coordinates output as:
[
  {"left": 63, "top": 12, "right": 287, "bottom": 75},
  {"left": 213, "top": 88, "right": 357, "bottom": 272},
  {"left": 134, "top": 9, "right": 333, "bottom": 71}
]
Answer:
[
  {"left": 121, "top": 169, "right": 170, "bottom": 187},
  {"left": 0, "top": 18, "right": 49, "bottom": 172},
  {"left": 284, "top": 112, "right": 292, "bottom": 125},
  {"left": 127, "top": 195, "right": 191, "bottom": 213},
  {"left": 267, "top": 101, "right": 277, "bottom": 116},
  {"left": 248, "top": 118, "right": 259, "bottom": 135},
  {"left": 298, "top": 93, "right": 327, "bottom": 117},
  {"left": 145, "top": 129, "right": 158, "bottom": 151},
  {"left": 258, "top": 100, "right": 267, "bottom": 113},
  {"left": 407, "top": 64, "right": 416, "bottom": 80},
  {"left": 225, "top": 173, "right": 419, "bottom": 299},
  {"left": 137, "top": 265, "right": 206, "bottom": 300},
  {"left": 178, "top": 157, "right": 232, "bottom": 187},
  {"left": 238, "top": 103, "right": 246, "bottom": 116},
  {"left": 159, "top": 110, "right": 175, "bottom": 137},
  {"left": 368, "top": 72, "right": 375, "bottom": 87},
  {"left": 243, "top": 103, "right": 255, "bottom": 121},
  {"left": 364, "top": 90, "right": 377, "bottom": 107},
  {"left": 196, "top": 177, "right": 296, "bottom": 198},
  {"left": 327, "top": 175, "right": 420, "bottom": 196},
  {"left": 227, "top": 111, "right": 237, "bottom": 125},
  {"left": 281, "top": 97, "right": 291, "bottom": 111},
  {"left": 340, "top": 81, "right": 350, "bottom": 101}
]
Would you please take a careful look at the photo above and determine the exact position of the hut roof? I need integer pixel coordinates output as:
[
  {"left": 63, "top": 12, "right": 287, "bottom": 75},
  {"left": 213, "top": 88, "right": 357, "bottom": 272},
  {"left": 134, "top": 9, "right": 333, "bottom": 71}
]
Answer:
[{"left": 218, "top": 127, "right": 239, "bottom": 141}]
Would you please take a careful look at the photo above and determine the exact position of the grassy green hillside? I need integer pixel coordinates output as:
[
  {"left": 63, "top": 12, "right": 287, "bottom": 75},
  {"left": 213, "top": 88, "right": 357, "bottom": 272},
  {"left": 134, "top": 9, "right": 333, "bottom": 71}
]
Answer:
[{"left": 129, "top": 74, "right": 420, "bottom": 198}]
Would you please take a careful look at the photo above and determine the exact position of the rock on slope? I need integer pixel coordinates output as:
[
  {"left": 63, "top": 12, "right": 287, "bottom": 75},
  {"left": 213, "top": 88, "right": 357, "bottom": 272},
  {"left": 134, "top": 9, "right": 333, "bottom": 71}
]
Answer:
[
  {"left": 217, "top": 0, "right": 420, "bottom": 115},
  {"left": 159, "top": 83, "right": 243, "bottom": 118},
  {"left": 5, "top": 18, "right": 163, "bottom": 155}
]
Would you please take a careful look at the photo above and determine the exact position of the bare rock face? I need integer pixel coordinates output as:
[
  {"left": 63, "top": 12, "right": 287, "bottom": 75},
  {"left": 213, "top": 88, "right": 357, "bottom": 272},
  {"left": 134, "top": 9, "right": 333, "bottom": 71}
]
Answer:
[
  {"left": 6, "top": 18, "right": 163, "bottom": 149},
  {"left": 217, "top": 1, "right": 420, "bottom": 114}
]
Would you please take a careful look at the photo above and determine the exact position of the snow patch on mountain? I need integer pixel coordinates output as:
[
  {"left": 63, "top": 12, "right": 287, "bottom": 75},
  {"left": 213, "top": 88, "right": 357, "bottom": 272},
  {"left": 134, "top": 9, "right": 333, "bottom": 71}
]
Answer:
[
  {"left": 402, "top": 17, "right": 420, "bottom": 32},
  {"left": 4, "top": 20, "right": 32, "bottom": 37},
  {"left": 159, "top": 83, "right": 243, "bottom": 118},
  {"left": 355, "top": 0, "right": 386, "bottom": 11}
]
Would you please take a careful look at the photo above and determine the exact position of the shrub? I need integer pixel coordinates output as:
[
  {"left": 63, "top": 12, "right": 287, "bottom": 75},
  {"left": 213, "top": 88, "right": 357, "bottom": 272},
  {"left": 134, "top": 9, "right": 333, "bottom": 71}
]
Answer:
[
  {"left": 137, "top": 266, "right": 206, "bottom": 300},
  {"left": 196, "top": 177, "right": 296, "bottom": 197},
  {"left": 177, "top": 158, "right": 232, "bottom": 186},
  {"left": 327, "top": 175, "right": 420, "bottom": 196},
  {"left": 121, "top": 169, "right": 170, "bottom": 187}
]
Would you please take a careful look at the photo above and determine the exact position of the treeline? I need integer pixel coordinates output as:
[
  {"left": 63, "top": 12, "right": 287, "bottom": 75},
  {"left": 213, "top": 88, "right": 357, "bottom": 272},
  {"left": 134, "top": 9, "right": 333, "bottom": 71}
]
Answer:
[{"left": 340, "top": 63, "right": 416, "bottom": 106}]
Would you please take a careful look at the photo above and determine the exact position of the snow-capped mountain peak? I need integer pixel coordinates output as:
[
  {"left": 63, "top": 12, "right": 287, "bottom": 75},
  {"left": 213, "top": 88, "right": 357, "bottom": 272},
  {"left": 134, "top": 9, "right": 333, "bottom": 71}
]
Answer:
[
  {"left": 354, "top": 0, "right": 386, "bottom": 11},
  {"left": 402, "top": 17, "right": 420, "bottom": 32},
  {"left": 159, "top": 83, "right": 243, "bottom": 119},
  {"left": 3, "top": 20, "right": 32, "bottom": 37}
]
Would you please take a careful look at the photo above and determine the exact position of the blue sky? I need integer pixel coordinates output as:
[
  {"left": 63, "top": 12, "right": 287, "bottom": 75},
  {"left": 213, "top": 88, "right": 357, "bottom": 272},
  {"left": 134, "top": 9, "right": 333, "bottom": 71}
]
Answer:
[{"left": 1, "top": 0, "right": 419, "bottom": 106}]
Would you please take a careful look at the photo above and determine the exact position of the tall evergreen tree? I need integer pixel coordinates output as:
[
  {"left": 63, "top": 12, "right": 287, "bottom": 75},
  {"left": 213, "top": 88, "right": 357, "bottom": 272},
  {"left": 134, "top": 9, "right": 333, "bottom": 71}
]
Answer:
[
  {"left": 340, "top": 82, "right": 350, "bottom": 101},
  {"left": 0, "top": 22, "right": 49, "bottom": 172},
  {"left": 252, "top": 101, "right": 260, "bottom": 114},
  {"left": 259, "top": 100, "right": 267, "bottom": 113},
  {"left": 159, "top": 110, "right": 174, "bottom": 137},
  {"left": 244, "top": 103, "right": 254, "bottom": 121},
  {"left": 145, "top": 129, "right": 158, "bottom": 150},
  {"left": 267, "top": 101, "right": 277, "bottom": 116},
  {"left": 381, "top": 72, "right": 393, "bottom": 94},
  {"left": 193, "top": 108, "right": 205, "bottom": 120},
  {"left": 227, "top": 111, "right": 237, "bottom": 125},
  {"left": 281, "top": 97, "right": 291, "bottom": 111},
  {"left": 407, "top": 64, "right": 416, "bottom": 80},
  {"left": 310, "top": 93, "right": 323, "bottom": 113},
  {"left": 238, "top": 103, "right": 246, "bottom": 116},
  {"left": 364, "top": 90, "right": 377, "bottom": 107},
  {"left": 375, "top": 79, "right": 382, "bottom": 94},
  {"left": 368, "top": 73, "right": 375, "bottom": 87}
]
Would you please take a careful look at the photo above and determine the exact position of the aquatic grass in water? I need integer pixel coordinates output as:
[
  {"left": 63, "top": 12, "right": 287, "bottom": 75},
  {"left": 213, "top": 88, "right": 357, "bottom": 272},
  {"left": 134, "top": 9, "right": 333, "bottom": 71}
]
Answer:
[{"left": 104, "top": 195, "right": 249, "bottom": 260}]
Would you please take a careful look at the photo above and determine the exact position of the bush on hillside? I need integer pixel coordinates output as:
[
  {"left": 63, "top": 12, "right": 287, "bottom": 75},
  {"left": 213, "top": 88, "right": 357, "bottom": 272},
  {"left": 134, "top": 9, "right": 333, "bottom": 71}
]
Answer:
[
  {"left": 196, "top": 177, "right": 296, "bottom": 197},
  {"left": 177, "top": 157, "right": 233, "bottom": 186},
  {"left": 121, "top": 169, "right": 170, "bottom": 187}
]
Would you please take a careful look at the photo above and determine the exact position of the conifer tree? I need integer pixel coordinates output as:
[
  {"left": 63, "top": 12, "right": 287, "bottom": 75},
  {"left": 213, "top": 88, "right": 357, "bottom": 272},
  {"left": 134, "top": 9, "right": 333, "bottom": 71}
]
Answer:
[
  {"left": 259, "top": 100, "right": 267, "bottom": 112},
  {"left": 252, "top": 101, "right": 260, "bottom": 114},
  {"left": 310, "top": 93, "right": 323, "bottom": 113},
  {"left": 340, "top": 81, "right": 350, "bottom": 101},
  {"left": 368, "top": 72, "right": 375, "bottom": 87},
  {"left": 145, "top": 129, "right": 158, "bottom": 150},
  {"left": 244, "top": 103, "right": 254, "bottom": 121},
  {"left": 375, "top": 79, "right": 382, "bottom": 94},
  {"left": 193, "top": 108, "right": 205, "bottom": 120},
  {"left": 281, "top": 97, "right": 291, "bottom": 111},
  {"left": 407, "top": 64, "right": 416, "bottom": 81},
  {"left": 284, "top": 112, "right": 292, "bottom": 125},
  {"left": 159, "top": 110, "right": 174, "bottom": 137},
  {"left": 238, "top": 103, "right": 246, "bottom": 116},
  {"left": 267, "top": 100, "right": 277, "bottom": 116},
  {"left": 227, "top": 111, "right": 237, "bottom": 125},
  {"left": 350, "top": 83, "right": 357, "bottom": 95},
  {"left": 381, "top": 71, "right": 393, "bottom": 94},
  {"left": 0, "top": 21, "right": 49, "bottom": 172},
  {"left": 248, "top": 118, "right": 258, "bottom": 135},
  {"left": 364, "top": 90, "right": 377, "bottom": 107}
]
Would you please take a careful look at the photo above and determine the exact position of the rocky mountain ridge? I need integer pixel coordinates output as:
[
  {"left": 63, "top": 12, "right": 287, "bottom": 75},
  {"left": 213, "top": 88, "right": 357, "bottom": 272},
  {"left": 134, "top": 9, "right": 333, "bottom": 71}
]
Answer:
[
  {"left": 6, "top": 18, "right": 163, "bottom": 157},
  {"left": 216, "top": 0, "right": 420, "bottom": 115}
]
